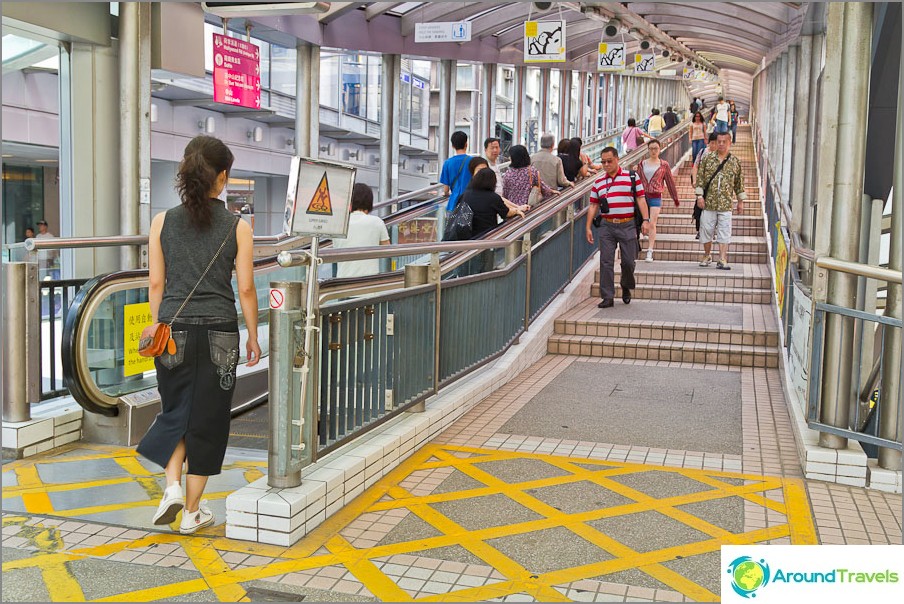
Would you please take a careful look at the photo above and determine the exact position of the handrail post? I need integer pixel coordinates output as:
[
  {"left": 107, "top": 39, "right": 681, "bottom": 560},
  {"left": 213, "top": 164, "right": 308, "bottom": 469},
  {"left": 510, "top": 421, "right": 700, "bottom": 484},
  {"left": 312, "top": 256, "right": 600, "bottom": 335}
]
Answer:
[{"left": 268, "top": 280, "right": 306, "bottom": 488}]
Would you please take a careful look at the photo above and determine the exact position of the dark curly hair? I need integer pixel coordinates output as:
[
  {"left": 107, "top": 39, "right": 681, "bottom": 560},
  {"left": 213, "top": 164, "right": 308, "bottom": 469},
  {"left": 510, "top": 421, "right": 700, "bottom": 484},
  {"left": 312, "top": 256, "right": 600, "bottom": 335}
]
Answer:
[{"left": 176, "top": 136, "right": 234, "bottom": 230}]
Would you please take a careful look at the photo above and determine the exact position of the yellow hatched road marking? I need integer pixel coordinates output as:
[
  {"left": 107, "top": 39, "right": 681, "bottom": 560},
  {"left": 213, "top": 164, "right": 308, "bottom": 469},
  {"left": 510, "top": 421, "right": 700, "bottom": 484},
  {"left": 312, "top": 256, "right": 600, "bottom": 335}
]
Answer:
[
  {"left": 41, "top": 562, "right": 87, "bottom": 602},
  {"left": 2, "top": 442, "right": 818, "bottom": 602}
]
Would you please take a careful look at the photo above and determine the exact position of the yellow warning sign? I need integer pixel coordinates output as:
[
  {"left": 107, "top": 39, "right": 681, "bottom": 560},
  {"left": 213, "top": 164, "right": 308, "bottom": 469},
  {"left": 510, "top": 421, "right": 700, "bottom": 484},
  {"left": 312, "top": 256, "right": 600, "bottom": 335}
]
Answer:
[
  {"left": 123, "top": 302, "right": 155, "bottom": 377},
  {"left": 306, "top": 173, "right": 333, "bottom": 215},
  {"left": 525, "top": 21, "right": 538, "bottom": 38}
]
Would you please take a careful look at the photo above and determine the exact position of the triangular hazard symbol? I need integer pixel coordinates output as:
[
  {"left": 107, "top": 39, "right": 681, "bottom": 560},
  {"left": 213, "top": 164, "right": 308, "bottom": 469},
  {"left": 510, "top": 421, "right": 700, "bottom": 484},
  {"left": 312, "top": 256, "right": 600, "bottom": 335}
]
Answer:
[{"left": 306, "top": 173, "right": 333, "bottom": 215}]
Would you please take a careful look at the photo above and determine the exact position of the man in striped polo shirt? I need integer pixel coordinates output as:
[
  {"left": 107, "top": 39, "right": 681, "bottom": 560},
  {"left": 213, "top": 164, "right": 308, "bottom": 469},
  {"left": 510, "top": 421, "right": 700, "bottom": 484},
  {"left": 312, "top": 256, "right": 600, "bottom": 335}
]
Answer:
[{"left": 586, "top": 147, "right": 651, "bottom": 308}]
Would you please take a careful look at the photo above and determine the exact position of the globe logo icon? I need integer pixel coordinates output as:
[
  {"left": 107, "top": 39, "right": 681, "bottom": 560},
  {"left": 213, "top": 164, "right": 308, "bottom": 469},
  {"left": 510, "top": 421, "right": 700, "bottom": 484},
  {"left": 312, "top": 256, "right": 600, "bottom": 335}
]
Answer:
[{"left": 727, "top": 556, "right": 770, "bottom": 598}]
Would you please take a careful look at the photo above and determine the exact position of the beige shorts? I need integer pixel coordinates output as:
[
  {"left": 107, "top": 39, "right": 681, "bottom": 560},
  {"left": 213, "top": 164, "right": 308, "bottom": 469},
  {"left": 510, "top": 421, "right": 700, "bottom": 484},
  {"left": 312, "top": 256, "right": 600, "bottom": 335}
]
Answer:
[{"left": 700, "top": 210, "right": 732, "bottom": 244}]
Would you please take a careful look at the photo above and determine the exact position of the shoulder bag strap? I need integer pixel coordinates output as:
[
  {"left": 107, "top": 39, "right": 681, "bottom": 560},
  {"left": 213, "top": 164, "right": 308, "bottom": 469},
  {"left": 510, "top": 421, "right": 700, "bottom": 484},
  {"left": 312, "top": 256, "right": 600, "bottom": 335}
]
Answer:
[
  {"left": 450, "top": 155, "right": 469, "bottom": 190},
  {"left": 168, "top": 216, "right": 240, "bottom": 325},
  {"left": 702, "top": 154, "right": 731, "bottom": 199}
]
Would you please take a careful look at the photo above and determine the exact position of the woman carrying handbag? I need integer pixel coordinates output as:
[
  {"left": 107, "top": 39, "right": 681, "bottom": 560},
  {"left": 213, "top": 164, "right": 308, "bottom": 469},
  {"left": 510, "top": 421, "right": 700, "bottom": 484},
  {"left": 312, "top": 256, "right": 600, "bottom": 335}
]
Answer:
[{"left": 137, "top": 136, "right": 261, "bottom": 534}]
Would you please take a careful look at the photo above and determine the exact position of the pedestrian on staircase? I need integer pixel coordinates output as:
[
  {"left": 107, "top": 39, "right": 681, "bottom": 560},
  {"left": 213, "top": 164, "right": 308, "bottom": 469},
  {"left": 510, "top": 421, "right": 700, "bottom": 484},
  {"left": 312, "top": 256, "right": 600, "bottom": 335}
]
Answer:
[
  {"left": 695, "top": 131, "right": 747, "bottom": 270},
  {"left": 634, "top": 139, "right": 680, "bottom": 262},
  {"left": 586, "top": 147, "right": 650, "bottom": 308},
  {"left": 690, "top": 132, "right": 719, "bottom": 238}
]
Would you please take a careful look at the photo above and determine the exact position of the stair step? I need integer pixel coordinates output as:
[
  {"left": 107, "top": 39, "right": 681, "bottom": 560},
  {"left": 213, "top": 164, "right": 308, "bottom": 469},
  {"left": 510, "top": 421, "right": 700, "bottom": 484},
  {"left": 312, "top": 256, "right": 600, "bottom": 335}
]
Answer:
[
  {"left": 590, "top": 283, "right": 771, "bottom": 304},
  {"left": 654, "top": 214, "right": 763, "bottom": 226},
  {"left": 554, "top": 316, "right": 779, "bottom": 347},
  {"left": 652, "top": 225, "right": 764, "bottom": 237},
  {"left": 640, "top": 238, "right": 767, "bottom": 253},
  {"left": 631, "top": 249, "right": 768, "bottom": 264},
  {"left": 597, "top": 269, "right": 772, "bottom": 289},
  {"left": 547, "top": 334, "right": 779, "bottom": 367},
  {"left": 659, "top": 205, "right": 763, "bottom": 217}
]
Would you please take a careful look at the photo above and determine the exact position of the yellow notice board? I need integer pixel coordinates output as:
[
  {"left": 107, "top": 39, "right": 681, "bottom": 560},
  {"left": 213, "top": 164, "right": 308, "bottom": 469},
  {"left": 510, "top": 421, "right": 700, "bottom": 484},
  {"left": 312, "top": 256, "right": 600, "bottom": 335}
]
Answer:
[{"left": 124, "top": 302, "right": 155, "bottom": 377}]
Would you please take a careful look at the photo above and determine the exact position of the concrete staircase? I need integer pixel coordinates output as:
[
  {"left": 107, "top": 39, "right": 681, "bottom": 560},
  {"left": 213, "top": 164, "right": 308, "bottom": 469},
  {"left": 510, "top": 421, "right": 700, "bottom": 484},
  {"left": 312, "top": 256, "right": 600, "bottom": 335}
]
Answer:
[{"left": 549, "top": 131, "right": 779, "bottom": 369}]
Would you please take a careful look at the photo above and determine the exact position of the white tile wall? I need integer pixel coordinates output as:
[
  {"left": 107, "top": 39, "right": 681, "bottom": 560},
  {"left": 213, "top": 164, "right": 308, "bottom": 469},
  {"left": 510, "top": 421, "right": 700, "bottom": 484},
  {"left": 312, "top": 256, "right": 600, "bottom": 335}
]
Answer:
[{"left": 2, "top": 398, "right": 84, "bottom": 458}]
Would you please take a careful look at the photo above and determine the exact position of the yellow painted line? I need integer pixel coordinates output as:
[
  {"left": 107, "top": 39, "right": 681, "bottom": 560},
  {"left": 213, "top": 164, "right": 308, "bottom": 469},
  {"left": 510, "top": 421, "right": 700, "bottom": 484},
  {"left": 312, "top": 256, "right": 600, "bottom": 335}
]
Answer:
[
  {"left": 783, "top": 478, "right": 819, "bottom": 544},
  {"left": 14, "top": 465, "right": 44, "bottom": 488},
  {"left": 113, "top": 455, "right": 153, "bottom": 476},
  {"left": 21, "top": 491, "right": 55, "bottom": 515},
  {"left": 42, "top": 562, "right": 88, "bottom": 602},
  {"left": 414, "top": 580, "right": 523, "bottom": 602},
  {"left": 91, "top": 579, "right": 213, "bottom": 602},
  {"left": 326, "top": 536, "right": 413, "bottom": 602},
  {"left": 31, "top": 489, "right": 234, "bottom": 518},
  {"left": 182, "top": 539, "right": 248, "bottom": 602},
  {"left": 4, "top": 475, "right": 142, "bottom": 498}
]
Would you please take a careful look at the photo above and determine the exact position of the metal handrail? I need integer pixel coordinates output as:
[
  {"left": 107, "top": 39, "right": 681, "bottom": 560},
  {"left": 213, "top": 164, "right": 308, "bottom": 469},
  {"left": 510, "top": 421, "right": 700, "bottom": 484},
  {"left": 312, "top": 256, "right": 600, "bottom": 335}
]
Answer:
[{"left": 815, "top": 256, "right": 902, "bottom": 285}]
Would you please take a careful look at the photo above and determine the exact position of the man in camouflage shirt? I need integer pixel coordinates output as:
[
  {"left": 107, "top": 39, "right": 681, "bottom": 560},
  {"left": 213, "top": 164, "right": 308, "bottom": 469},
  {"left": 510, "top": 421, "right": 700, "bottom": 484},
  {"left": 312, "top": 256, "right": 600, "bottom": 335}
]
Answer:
[{"left": 694, "top": 131, "right": 747, "bottom": 270}]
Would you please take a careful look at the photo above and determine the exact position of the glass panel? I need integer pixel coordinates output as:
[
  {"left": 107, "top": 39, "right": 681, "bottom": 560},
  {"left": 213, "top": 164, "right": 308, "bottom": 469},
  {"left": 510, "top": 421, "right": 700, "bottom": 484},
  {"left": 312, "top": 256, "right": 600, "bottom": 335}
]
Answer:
[
  {"left": 341, "top": 53, "right": 366, "bottom": 117},
  {"left": 456, "top": 64, "right": 474, "bottom": 89},
  {"left": 411, "top": 59, "right": 432, "bottom": 81},
  {"left": 399, "top": 72, "right": 411, "bottom": 131},
  {"left": 259, "top": 40, "right": 270, "bottom": 89},
  {"left": 411, "top": 76, "right": 428, "bottom": 136},
  {"left": 270, "top": 44, "right": 297, "bottom": 96},
  {"left": 1, "top": 34, "right": 43, "bottom": 62},
  {"left": 366, "top": 54, "right": 381, "bottom": 122},
  {"left": 2, "top": 165, "right": 44, "bottom": 245},
  {"left": 320, "top": 52, "right": 340, "bottom": 109}
]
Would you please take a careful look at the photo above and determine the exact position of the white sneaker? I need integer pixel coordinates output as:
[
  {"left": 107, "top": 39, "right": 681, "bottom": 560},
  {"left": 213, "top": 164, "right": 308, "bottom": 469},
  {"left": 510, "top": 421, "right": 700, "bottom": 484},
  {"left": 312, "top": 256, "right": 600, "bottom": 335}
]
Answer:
[
  {"left": 152, "top": 484, "right": 184, "bottom": 526},
  {"left": 645, "top": 250, "right": 654, "bottom": 263},
  {"left": 179, "top": 499, "right": 215, "bottom": 534}
]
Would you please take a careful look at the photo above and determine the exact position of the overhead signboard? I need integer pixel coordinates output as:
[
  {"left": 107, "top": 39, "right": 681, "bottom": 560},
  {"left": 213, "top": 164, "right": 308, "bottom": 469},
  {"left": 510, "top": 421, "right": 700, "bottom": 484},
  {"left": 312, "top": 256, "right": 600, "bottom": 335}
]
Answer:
[
  {"left": 683, "top": 67, "right": 693, "bottom": 80},
  {"left": 634, "top": 52, "right": 655, "bottom": 74},
  {"left": 597, "top": 42, "right": 625, "bottom": 71},
  {"left": 524, "top": 20, "right": 565, "bottom": 63},
  {"left": 287, "top": 158, "right": 356, "bottom": 238},
  {"left": 414, "top": 21, "right": 471, "bottom": 43},
  {"left": 212, "top": 33, "right": 261, "bottom": 109}
]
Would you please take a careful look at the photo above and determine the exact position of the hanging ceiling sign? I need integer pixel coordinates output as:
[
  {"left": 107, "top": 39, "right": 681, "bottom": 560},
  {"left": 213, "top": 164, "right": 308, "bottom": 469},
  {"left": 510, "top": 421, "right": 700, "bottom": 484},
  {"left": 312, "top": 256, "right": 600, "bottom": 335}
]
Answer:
[
  {"left": 414, "top": 21, "right": 471, "bottom": 43},
  {"left": 287, "top": 158, "right": 356, "bottom": 238},
  {"left": 212, "top": 33, "right": 261, "bottom": 109},
  {"left": 597, "top": 42, "right": 625, "bottom": 71},
  {"left": 524, "top": 20, "right": 566, "bottom": 62},
  {"left": 634, "top": 53, "right": 655, "bottom": 74},
  {"left": 683, "top": 67, "right": 693, "bottom": 80}
]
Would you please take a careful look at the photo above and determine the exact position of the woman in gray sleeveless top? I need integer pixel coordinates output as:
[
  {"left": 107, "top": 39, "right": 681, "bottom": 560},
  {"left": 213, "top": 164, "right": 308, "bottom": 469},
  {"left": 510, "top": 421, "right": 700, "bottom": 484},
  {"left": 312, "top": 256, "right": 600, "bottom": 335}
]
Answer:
[{"left": 137, "top": 136, "right": 261, "bottom": 534}]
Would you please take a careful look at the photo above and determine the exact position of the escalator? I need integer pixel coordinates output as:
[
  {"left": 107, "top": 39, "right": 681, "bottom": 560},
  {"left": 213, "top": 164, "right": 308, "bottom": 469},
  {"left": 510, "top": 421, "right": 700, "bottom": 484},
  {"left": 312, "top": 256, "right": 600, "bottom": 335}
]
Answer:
[{"left": 61, "top": 124, "right": 689, "bottom": 449}]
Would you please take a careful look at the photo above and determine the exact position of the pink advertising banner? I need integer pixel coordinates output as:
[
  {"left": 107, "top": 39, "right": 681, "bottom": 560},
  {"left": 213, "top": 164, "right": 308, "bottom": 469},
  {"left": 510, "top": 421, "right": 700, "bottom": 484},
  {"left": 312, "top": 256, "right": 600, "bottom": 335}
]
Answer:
[{"left": 212, "top": 33, "right": 261, "bottom": 109}]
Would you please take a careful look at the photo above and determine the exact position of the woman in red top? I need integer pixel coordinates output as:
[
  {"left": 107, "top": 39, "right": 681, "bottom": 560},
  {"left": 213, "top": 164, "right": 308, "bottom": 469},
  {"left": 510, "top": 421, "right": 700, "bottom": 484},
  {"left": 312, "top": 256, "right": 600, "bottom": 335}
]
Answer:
[{"left": 633, "top": 139, "right": 680, "bottom": 262}]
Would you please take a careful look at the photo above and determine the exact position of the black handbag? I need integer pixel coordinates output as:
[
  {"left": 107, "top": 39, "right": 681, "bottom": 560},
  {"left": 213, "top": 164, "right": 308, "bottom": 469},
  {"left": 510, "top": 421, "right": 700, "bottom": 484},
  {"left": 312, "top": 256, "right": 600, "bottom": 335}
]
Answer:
[{"left": 443, "top": 199, "right": 474, "bottom": 241}]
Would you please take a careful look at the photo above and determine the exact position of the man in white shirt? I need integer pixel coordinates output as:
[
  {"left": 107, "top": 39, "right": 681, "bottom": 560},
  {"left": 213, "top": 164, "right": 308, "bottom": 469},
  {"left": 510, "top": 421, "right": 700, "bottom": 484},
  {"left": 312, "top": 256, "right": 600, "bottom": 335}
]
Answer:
[
  {"left": 35, "top": 219, "right": 59, "bottom": 277},
  {"left": 715, "top": 96, "right": 731, "bottom": 135},
  {"left": 332, "top": 184, "right": 390, "bottom": 278},
  {"left": 483, "top": 137, "right": 505, "bottom": 196}
]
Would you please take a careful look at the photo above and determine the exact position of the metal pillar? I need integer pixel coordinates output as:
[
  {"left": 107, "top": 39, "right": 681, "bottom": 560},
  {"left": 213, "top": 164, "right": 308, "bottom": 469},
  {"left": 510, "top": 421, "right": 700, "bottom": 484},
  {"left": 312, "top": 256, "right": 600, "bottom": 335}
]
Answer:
[
  {"left": 2, "top": 264, "right": 30, "bottom": 423},
  {"left": 379, "top": 54, "right": 396, "bottom": 201},
  {"left": 470, "top": 67, "right": 480, "bottom": 154},
  {"left": 817, "top": 3, "right": 872, "bottom": 450},
  {"left": 802, "top": 32, "right": 825, "bottom": 258},
  {"left": 119, "top": 2, "right": 151, "bottom": 270},
  {"left": 513, "top": 66, "right": 525, "bottom": 147},
  {"left": 390, "top": 54, "right": 401, "bottom": 198},
  {"left": 448, "top": 61, "right": 458, "bottom": 148},
  {"left": 592, "top": 73, "right": 600, "bottom": 135},
  {"left": 539, "top": 69, "right": 550, "bottom": 135},
  {"left": 878, "top": 29, "right": 904, "bottom": 470},
  {"left": 790, "top": 39, "right": 812, "bottom": 234},
  {"left": 560, "top": 69, "right": 571, "bottom": 138},
  {"left": 781, "top": 48, "right": 797, "bottom": 203},
  {"left": 268, "top": 280, "right": 305, "bottom": 487},
  {"left": 437, "top": 59, "right": 453, "bottom": 165},
  {"left": 481, "top": 63, "right": 497, "bottom": 143},
  {"left": 295, "top": 42, "right": 321, "bottom": 157}
]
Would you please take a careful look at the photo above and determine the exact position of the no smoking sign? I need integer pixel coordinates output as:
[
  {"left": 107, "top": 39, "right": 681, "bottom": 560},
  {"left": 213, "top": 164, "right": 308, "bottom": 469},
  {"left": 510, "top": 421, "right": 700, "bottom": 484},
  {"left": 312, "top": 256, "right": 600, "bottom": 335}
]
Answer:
[{"left": 269, "top": 288, "right": 286, "bottom": 310}]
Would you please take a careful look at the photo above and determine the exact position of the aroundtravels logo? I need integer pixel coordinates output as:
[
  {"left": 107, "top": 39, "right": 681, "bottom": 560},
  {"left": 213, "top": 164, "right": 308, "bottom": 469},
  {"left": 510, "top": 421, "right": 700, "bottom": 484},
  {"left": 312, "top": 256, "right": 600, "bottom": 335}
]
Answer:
[{"left": 727, "top": 556, "right": 771, "bottom": 598}]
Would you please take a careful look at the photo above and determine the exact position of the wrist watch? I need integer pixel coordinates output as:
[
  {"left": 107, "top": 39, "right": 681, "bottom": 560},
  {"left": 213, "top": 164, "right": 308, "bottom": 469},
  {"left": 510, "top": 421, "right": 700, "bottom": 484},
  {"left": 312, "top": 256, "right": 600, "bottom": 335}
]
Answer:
[{"left": 643, "top": 218, "right": 650, "bottom": 222}]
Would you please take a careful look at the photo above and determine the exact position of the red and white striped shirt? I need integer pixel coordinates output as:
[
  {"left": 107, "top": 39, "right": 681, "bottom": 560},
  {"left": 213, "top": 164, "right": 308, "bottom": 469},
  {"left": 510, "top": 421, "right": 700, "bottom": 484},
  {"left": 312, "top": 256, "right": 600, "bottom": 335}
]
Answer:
[{"left": 589, "top": 168, "right": 645, "bottom": 219}]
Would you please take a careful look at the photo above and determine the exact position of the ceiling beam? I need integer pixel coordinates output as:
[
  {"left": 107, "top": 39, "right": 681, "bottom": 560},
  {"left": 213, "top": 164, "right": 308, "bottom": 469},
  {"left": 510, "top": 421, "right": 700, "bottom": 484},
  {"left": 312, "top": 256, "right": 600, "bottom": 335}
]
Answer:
[
  {"left": 656, "top": 26, "right": 771, "bottom": 52},
  {"left": 645, "top": 15, "right": 775, "bottom": 46},
  {"left": 627, "top": 3, "right": 787, "bottom": 34},
  {"left": 364, "top": 2, "right": 403, "bottom": 21},
  {"left": 318, "top": 2, "right": 365, "bottom": 24}
]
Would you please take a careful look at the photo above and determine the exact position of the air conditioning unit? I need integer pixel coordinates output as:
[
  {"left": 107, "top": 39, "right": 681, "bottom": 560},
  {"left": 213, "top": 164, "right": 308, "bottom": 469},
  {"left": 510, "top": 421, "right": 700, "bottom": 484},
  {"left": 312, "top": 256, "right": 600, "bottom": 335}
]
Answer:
[{"left": 201, "top": 2, "right": 330, "bottom": 18}]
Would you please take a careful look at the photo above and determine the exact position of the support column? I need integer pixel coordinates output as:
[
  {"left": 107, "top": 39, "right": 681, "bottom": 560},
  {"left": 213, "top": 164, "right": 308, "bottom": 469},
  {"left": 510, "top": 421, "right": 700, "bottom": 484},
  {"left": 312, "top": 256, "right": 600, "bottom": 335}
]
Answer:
[
  {"left": 781, "top": 47, "right": 797, "bottom": 203},
  {"left": 470, "top": 69, "right": 480, "bottom": 154},
  {"left": 878, "top": 25, "right": 904, "bottom": 470},
  {"left": 118, "top": 2, "right": 151, "bottom": 270},
  {"left": 801, "top": 33, "right": 825, "bottom": 255},
  {"left": 592, "top": 73, "right": 600, "bottom": 135},
  {"left": 560, "top": 69, "right": 571, "bottom": 138},
  {"left": 448, "top": 60, "right": 458, "bottom": 150},
  {"left": 513, "top": 65, "right": 525, "bottom": 147},
  {"left": 577, "top": 72, "right": 587, "bottom": 137},
  {"left": 295, "top": 42, "right": 320, "bottom": 158},
  {"left": 775, "top": 53, "right": 789, "bottom": 189},
  {"left": 437, "top": 59, "right": 453, "bottom": 166},
  {"left": 379, "top": 54, "right": 398, "bottom": 200},
  {"left": 390, "top": 54, "right": 401, "bottom": 198},
  {"left": 539, "top": 69, "right": 550, "bottom": 135},
  {"left": 482, "top": 63, "right": 497, "bottom": 143},
  {"left": 790, "top": 38, "right": 812, "bottom": 234},
  {"left": 816, "top": 3, "right": 873, "bottom": 449}
]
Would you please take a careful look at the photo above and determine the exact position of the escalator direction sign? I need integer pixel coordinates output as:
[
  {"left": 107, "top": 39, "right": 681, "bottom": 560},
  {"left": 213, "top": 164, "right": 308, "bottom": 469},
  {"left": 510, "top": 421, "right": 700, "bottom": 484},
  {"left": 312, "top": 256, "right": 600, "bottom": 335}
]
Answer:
[{"left": 123, "top": 302, "right": 155, "bottom": 377}]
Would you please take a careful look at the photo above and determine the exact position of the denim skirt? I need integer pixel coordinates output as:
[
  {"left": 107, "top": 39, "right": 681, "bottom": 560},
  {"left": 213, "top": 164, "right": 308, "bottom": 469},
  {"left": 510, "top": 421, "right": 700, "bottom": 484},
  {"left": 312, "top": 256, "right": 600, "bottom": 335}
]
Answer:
[{"left": 137, "top": 320, "right": 240, "bottom": 476}]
